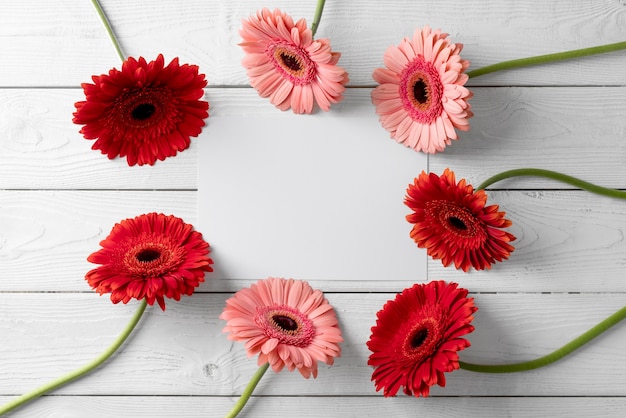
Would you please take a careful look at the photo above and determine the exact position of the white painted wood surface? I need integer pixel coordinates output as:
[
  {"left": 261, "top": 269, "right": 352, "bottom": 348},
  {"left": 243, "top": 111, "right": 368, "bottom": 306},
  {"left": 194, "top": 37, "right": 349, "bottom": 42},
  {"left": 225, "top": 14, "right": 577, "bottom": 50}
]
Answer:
[{"left": 2, "top": 0, "right": 626, "bottom": 416}]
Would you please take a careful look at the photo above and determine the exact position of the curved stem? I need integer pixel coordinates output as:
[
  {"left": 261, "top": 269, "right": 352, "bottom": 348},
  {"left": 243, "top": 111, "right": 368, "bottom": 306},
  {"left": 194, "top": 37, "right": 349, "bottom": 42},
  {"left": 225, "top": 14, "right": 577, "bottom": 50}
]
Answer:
[
  {"left": 460, "top": 305, "right": 626, "bottom": 373},
  {"left": 466, "top": 41, "right": 626, "bottom": 79},
  {"left": 224, "top": 362, "right": 270, "bottom": 418},
  {"left": 0, "top": 299, "right": 147, "bottom": 416},
  {"left": 477, "top": 168, "right": 626, "bottom": 201},
  {"left": 90, "top": 0, "right": 125, "bottom": 62},
  {"left": 310, "top": 0, "right": 327, "bottom": 38}
]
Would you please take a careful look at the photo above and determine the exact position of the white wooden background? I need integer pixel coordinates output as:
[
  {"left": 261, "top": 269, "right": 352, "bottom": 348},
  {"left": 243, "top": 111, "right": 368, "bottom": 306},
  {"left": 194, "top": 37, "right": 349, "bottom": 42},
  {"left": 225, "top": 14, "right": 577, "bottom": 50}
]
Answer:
[{"left": 2, "top": 0, "right": 626, "bottom": 416}]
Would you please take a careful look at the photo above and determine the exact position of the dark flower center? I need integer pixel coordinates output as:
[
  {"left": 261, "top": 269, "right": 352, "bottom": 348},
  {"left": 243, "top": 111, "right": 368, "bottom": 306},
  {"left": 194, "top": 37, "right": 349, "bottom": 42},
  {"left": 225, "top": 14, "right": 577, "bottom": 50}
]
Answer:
[
  {"left": 136, "top": 248, "right": 162, "bottom": 263},
  {"left": 280, "top": 52, "right": 303, "bottom": 72},
  {"left": 399, "top": 57, "right": 444, "bottom": 123},
  {"left": 269, "top": 43, "right": 316, "bottom": 86},
  {"left": 256, "top": 305, "right": 316, "bottom": 347},
  {"left": 402, "top": 317, "right": 442, "bottom": 362},
  {"left": 425, "top": 200, "right": 488, "bottom": 247},
  {"left": 448, "top": 216, "right": 468, "bottom": 231},
  {"left": 272, "top": 314, "right": 299, "bottom": 331},
  {"left": 120, "top": 235, "right": 188, "bottom": 279},
  {"left": 116, "top": 88, "right": 172, "bottom": 131},
  {"left": 132, "top": 103, "right": 156, "bottom": 120},
  {"left": 410, "top": 328, "right": 428, "bottom": 348},
  {"left": 413, "top": 79, "right": 428, "bottom": 104}
]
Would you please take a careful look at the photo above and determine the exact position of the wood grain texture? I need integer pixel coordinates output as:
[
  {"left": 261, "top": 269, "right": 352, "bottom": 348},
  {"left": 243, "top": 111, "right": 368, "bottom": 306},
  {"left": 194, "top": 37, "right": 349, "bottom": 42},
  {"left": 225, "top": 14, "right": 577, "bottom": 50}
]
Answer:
[
  {"left": 2, "top": 0, "right": 626, "bottom": 416},
  {"left": 1, "top": 293, "right": 625, "bottom": 397},
  {"left": 2, "top": 396, "right": 626, "bottom": 418},
  {"left": 5, "top": 189, "right": 626, "bottom": 293},
  {"left": 430, "top": 86, "right": 626, "bottom": 188},
  {"left": 1, "top": 0, "right": 626, "bottom": 87},
  {"left": 2, "top": 87, "right": 626, "bottom": 189},
  {"left": 429, "top": 190, "right": 626, "bottom": 292},
  {"left": 0, "top": 89, "right": 198, "bottom": 190},
  {"left": 0, "top": 191, "right": 196, "bottom": 291}
]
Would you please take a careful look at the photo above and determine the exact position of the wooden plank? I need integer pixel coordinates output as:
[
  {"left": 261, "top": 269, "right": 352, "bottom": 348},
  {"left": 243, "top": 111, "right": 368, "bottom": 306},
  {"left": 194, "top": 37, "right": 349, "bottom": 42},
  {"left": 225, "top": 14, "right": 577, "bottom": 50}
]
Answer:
[
  {"left": 4, "top": 189, "right": 626, "bottom": 293},
  {"left": 430, "top": 86, "right": 626, "bottom": 188},
  {"left": 1, "top": 292, "right": 625, "bottom": 397},
  {"left": 0, "top": 190, "right": 196, "bottom": 291},
  {"left": 428, "top": 189, "right": 626, "bottom": 292},
  {"left": 1, "top": 0, "right": 624, "bottom": 415},
  {"left": 0, "top": 89, "right": 198, "bottom": 190},
  {"left": 1, "top": 396, "right": 625, "bottom": 418},
  {"left": 1, "top": 1, "right": 625, "bottom": 87},
  {"left": 2, "top": 87, "right": 626, "bottom": 190}
]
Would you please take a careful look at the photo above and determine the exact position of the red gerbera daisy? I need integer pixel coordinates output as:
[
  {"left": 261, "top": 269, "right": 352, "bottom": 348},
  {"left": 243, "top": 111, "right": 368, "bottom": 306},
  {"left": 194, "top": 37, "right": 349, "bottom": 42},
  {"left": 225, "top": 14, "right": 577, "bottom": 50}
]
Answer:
[
  {"left": 73, "top": 54, "right": 209, "bottom": 166},
  {"left": 405, "top": 169, "right": 516, "bottom": 271},
  {"left": 367, "top": 281, "right": 477, "bottom": 397},
  {"left": 86, "top": 213, "right": 213, "bottom": 310},
  {"left": 220, "top": 277, "right": 343, "bottom": 378},
  {"left": 372, "top": 26, "right": 472, "bottom": 153},
  {"left": 239, "top": 8, "right": 349, "bottom": 114}
]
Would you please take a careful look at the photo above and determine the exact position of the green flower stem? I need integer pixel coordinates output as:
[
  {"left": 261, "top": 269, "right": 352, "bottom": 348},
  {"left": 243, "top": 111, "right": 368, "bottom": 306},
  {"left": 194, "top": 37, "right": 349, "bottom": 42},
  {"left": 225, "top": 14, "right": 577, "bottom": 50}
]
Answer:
[
  {"left": 224, "top": 362, "right": 270, "bottom": 418},
  {"left": 0, "top": 299, "right": 147, "bottom": 416},
  {"left": 311, "top": 0, "right": 327, "bottom": 37},
  {"left": 90, "top": 0, "right": 125, "bottom": 62},
  {"left": 463, "top": 168, "right": 626, "bottom": 373},
  {"left": 477, "top": 168, "right": 626, "bottom": 201},
  {"left": 466, "top": 41, "right": 626, "bottom": 79},
  {"left": 460, "top": 304, "right": 626, "bottom": 373}
]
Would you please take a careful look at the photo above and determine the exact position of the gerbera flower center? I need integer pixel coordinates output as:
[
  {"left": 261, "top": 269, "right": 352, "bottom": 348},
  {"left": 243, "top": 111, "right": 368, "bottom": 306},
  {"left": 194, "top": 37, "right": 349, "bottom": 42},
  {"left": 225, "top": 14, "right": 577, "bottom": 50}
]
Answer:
[
  {"left": 115, "top": 88, "right": 172, "bottom": 130},
  {"left": 403, "top": 317, "right": 442, "bottom": 362},
  {"left": 279, "top": 52, "right": 303, "bottom": 73},
  {"left": 272, "top": 314, "right": 299, "bottom": 331},
  {"left": 135, "top": 248, "right": 162, "bottom": 263},
  {"left": 269, "top": 43, "right": 316, "bottom": 86},
  {"left": 116, "top": 235, "right": 187, "bottom": 278},
  {"left": 131, "top": 103, "right": 156, "bottom": 121},
  {"left": 412, "top": 79, "right": 428, "bottom": 104},
  {"left": 256, "top": 305, "right": 316, "bottom": 347},
  {"left": 399, "top": 57, "right": 444, "bottom": 123},
  {"left": 425, "top": 200, "right": 488, "bottom": 247},
  {"left": 448, "top": 216, "right": 468, "bottom": 231},
  {"left": 410, "top": 328, "right": 428, "bottom": 348}
]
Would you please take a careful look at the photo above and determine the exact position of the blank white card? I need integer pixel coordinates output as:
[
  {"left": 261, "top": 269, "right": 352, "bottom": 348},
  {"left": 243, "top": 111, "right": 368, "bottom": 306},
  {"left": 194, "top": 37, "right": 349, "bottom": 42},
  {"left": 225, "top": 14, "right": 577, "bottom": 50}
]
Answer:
[{"left": 198, "top": 90, "right": 427, "bottom": 287}]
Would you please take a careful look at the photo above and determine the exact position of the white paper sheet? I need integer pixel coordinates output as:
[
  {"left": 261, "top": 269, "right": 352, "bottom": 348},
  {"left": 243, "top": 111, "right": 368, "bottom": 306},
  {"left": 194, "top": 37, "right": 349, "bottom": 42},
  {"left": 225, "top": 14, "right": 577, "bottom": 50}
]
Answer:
[{"left": 198, "top": 90, "right": 427, "bottom": 286}]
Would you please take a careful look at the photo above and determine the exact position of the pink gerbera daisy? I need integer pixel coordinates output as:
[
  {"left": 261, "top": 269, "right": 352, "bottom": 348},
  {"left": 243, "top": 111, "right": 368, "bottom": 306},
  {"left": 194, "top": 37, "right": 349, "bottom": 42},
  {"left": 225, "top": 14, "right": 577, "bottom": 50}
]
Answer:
[
  {"left": 239, "top": 8, "right": 349, "bottom": 114},
  {"left": 220, "top": 277, "right": 343, "bottom": 378},
  {"left": 372, "top": 26, "right": 473, "bottom": 153}
]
